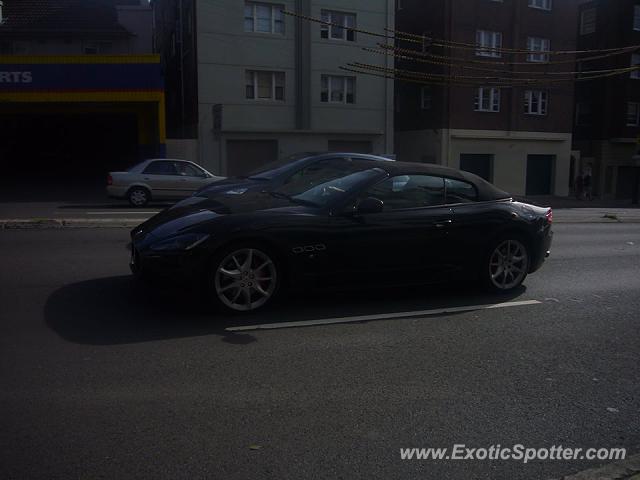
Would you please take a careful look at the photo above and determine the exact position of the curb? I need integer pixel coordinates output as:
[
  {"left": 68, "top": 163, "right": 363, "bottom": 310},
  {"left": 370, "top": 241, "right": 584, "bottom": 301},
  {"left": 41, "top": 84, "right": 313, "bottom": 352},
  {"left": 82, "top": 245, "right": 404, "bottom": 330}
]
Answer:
[
  {"left": 0, "top": 219, "right": 145, "bottom": 229},
  {"left": 554, "top": 452, "right": 640, "bottom": 480}
]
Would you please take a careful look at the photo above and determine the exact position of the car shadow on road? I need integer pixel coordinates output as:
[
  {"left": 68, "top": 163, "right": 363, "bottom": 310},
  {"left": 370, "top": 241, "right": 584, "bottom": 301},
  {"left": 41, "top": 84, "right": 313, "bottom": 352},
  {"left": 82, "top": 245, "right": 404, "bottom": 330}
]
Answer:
[{"left": 44, "top": 275, "right": 527, "bottom": 346}]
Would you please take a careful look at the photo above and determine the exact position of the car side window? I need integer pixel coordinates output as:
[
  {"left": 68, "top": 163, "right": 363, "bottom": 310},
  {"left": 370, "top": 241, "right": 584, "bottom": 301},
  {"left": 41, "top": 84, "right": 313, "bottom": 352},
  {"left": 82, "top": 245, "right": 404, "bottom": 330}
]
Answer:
[
  {"left": 445, "top": 178, "right": 478, "bottom": 203},
  {"left": 284, "top": 158, "right": 357, "bottom": 189},
  {"left": 176, "top": 162, "right": 204, "bottom": 177},
  {"left": 362, "top": 174, "right": 446, "bottom": 211},
  {"left": 143, "top": 161, "right": 179, "bottom": 175}
]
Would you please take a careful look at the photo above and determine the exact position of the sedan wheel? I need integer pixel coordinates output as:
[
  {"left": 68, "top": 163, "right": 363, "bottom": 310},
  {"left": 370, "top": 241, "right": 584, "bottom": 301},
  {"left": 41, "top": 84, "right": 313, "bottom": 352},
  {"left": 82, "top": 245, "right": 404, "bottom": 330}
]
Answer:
[
  {"left": 214, "top": 248, "right": 278, "bottom": 312},
  {"left": 128, "top": 187, "right": 149, "bottom": 207},
  {"left": 488, "top": 239, "right": 529, "bottom": 291}
]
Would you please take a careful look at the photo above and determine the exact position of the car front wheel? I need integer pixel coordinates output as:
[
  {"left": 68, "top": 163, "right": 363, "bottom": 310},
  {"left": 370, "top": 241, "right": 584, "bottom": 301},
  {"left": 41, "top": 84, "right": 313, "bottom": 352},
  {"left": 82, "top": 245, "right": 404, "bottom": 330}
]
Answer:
[
  {"left": 484, "top": 237, "right": 529, "bottom": 292},
  {"left": 212, "top": 245, "right": 280, "bottom": 313}
]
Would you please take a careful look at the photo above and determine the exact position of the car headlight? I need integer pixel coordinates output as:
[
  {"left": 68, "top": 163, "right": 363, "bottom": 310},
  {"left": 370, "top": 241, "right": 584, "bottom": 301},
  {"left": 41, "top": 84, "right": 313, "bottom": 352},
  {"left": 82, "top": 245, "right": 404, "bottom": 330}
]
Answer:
[{"left": 149, "top": 233, "right": 210, "bottom": 252}]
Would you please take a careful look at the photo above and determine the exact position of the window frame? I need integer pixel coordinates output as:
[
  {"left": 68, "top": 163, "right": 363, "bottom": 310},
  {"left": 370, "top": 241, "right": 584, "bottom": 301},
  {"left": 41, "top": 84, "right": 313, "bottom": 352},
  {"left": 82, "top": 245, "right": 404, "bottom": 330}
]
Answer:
[
  {"left": 528, "top": 0, "right": 552, "bottom": 11},
  {"left": 476, "top": 30, "right": 503, "bottom": 58},
  {"left": 320, "top": 9, "right": 357, "bottom": 42},
  {"left": 244, "top": 1, "right": 285, "bottom": 35},
  {"left": 580, "top": 8, "right": 597, "bottom": 35},
  {"left": 524, "top": 90, "right": 548, "bottom": 116},
  {"left": 321, "top": 75, "right": 356, "bottom": 104},
  {"left": 245, "top": 70, "right": 285, "bottom": 101},
  {"left": 474, "top": 87, "right": 501, "bottom": 112},
  {"left": 527, "top": 36, "right": 550, "bottom": 63}
]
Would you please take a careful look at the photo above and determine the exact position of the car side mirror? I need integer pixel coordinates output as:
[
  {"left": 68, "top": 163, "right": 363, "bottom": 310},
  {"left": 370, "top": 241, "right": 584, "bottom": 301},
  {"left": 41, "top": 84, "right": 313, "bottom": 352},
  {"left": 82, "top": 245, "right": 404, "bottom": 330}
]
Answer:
[{"left": 356, "top": 197, "right": 384, "bottom": 215}]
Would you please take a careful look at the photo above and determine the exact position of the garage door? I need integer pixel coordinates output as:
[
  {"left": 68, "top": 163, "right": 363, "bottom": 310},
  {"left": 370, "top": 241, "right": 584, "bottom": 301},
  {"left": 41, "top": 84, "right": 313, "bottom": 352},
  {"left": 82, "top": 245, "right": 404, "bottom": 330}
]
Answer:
[
  {"left": 526, "top": 155, "right": 555, "bottom": 195},
  {"left": 460, "top": 154, "right": 493, "bottom": 181},
  {"left": 328, "top": 140, "right": 372, "bottom": 154},
  {"left": 226, "top": 140, "right": 278, "bottom": 176}
]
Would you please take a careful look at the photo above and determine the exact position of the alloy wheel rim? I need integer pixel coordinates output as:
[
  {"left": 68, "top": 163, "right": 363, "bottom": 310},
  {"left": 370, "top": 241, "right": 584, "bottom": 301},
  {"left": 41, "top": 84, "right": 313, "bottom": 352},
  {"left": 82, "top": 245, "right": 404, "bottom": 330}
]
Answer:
[
  {"left": 131, "top": 190, "right": 147, "bottom": 206},
  {"left": 214, "top": 248, "right": 277, "bottom": 311},
  {"left": 489, "top": 240, "right": 528, "bottom": 290}
]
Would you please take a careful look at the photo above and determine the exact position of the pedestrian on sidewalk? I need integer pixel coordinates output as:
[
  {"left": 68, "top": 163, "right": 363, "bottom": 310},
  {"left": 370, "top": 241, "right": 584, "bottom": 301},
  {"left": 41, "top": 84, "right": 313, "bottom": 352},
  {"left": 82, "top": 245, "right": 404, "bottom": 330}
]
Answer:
[
  {"left": 575, "top": 173, "right": 584, "bottom": 200},
  {"left": 584, "top": 166, "right": 593, "bottom": 201}
]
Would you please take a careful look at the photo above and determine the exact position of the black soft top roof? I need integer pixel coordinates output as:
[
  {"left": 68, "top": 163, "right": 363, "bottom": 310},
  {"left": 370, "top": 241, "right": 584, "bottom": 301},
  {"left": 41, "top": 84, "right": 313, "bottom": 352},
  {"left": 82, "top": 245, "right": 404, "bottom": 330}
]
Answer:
[{"left": 352, "top": 160, "right": 512, "bottom": 202}]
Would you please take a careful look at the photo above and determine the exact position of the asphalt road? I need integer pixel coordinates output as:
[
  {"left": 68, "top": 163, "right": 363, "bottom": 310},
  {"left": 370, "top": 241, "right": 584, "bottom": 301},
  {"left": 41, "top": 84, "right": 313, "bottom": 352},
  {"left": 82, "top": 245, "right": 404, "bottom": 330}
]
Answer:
[{"left": 1, "top": 224, "right": 639, "bottom": 480}]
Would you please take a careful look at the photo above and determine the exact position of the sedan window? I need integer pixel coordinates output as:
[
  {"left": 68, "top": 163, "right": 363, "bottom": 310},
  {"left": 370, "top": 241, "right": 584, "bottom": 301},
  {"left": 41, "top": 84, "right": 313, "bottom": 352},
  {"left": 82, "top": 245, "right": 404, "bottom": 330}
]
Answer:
[
  {"left": 176, "top": 162, "right": 205, "bottom": 177},
  {"left": 143, "top": 161, "right": 179, "bottom": 175},
  {"left": 363, "top": 174, "right": 446, "bottom": 210},
  {"left": 445, "top": 178, "right": 478, "bottom": 203}
]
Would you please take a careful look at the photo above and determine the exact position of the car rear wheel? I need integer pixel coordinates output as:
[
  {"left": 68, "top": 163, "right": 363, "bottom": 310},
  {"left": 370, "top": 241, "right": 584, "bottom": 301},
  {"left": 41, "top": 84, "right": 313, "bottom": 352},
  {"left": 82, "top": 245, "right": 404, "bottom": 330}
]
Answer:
[
  {"left": 128, "top": 187, "right": 150, "bottom": 207},
  {"left": 212, "top": 245, "right": 279, "bottom": 313},
  {"left": 484, "top": 237, "right": 529, "bottom": 292}
]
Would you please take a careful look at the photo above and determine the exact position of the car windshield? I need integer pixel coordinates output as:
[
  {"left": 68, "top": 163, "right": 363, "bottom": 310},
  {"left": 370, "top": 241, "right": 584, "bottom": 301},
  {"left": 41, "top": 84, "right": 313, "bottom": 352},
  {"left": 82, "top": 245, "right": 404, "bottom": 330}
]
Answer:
[
  {"left": 247, "top": 153, "right": 317, "bottom": 180},
  {"left": 274, "top": 168, "right": 383, "bottom": 208}
]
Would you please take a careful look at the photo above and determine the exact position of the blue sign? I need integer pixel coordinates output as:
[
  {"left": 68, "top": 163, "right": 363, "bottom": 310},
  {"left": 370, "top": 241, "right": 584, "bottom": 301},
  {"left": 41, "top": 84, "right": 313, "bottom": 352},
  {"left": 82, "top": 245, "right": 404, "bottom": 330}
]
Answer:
[{"left": 0, "top": 62, "right": 163, "bottom": 92}]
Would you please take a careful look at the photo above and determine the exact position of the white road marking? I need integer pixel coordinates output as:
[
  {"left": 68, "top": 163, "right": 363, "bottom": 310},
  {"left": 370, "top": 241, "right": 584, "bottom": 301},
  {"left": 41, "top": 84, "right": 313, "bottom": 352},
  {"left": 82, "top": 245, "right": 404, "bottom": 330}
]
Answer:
[
  {"left": 225, "top": 299, "right": 542, "bottom": 332},
  {"left": 84, "top": 211, "right": 159, "bottom": 215}
]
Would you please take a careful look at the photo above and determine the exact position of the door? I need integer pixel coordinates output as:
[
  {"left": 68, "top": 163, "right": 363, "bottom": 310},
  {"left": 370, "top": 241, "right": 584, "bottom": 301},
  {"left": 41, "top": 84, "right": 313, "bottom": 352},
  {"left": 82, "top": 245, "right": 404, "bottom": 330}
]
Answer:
[
  {"left": 141, "top": 160, "right": 181, "bottom": 198},
  {"left": 174, "top": 161, "right": 212, "bottom": 195},
  {"left": 331, "top": 174, "right": 454, "bottom": 286},
  {"left": 328, "top": 140, "right": 372, "bottom": 154},
  {"left": 446, "top": 178, "right": 508, "bottom": 277},
  {"left": 226, "top": 140, "right": 278, "bottom": 176},
  {"left": 526, "top": 155, "right": 555, "bottom": 195},
  {"left": 460, "top": 154, "right": 493, "bottom": 181}
]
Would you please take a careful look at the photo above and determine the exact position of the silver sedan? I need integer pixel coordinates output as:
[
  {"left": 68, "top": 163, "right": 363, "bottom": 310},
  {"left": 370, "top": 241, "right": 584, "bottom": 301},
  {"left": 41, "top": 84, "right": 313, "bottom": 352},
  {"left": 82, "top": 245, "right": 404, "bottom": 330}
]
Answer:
[{"left": 107, "top": 159, "right": 225, "bottom": 206}]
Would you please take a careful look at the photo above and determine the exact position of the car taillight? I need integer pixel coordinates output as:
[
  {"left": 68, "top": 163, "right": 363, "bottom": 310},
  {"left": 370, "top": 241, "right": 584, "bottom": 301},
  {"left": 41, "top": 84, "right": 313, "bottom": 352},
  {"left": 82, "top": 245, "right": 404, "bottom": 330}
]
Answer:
[
  {"left": 545, "top": 208, "right": 553, "bottom": 224},
  {"left": 107, "top": 174, "right": 113, "bottom": 186}
]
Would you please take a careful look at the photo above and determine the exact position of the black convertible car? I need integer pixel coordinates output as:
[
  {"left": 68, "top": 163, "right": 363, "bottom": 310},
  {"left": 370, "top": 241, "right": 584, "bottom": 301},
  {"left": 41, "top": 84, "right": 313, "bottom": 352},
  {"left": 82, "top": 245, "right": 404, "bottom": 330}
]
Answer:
[{"left": 130, "top": 160, "right": 553, "bottom": 313}]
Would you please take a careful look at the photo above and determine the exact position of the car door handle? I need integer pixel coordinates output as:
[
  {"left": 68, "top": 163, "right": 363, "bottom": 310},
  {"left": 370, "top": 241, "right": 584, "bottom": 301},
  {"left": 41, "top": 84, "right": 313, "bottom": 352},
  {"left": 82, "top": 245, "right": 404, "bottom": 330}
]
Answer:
[{"left": 433, "top": 219, "right": 453, "bottom": 228}]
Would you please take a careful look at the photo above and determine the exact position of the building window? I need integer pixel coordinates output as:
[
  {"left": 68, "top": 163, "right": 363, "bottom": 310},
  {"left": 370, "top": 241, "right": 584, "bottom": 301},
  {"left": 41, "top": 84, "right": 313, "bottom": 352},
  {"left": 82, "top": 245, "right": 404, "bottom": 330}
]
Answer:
[
  {"left": 476, "top": 30, "right": 502, "bottom": 58},
  {"left": 321, "top": 10, "right": 356, "bottom": 41},
  {"left": 245, "top": 71, "right": 285, "bottom": 101},
  {"left": 527, "top": 37, "right": 550, "bottom": 62},
  {"left": 627, "top": 102, "right": 640, "bottom": 126},
  {"left": 420, "top": 86, "right": 432, "bottom": 110},
  {"left": 524, "top": 90, "right": 548, "bottom": 115},
  {"left": 321, "top": 75, "right": 356, "bottom": 104},
  {"left": 528, "top": 0, "right": 552, "bottom": 11},
  {"left": 634, "top": 5, "right": 640, "bottom": 31},
  {"left": 631, "top": 54, "right": 640, "bottom": 79},
  {"left": 580, "top": 8, "right": 597, "bottom": 35},
  {"left": 244, "top": 2, "right": 285, "bottom": 34},
  {"left": 474, "top": 87, "right": 500, "bottom": 112}
]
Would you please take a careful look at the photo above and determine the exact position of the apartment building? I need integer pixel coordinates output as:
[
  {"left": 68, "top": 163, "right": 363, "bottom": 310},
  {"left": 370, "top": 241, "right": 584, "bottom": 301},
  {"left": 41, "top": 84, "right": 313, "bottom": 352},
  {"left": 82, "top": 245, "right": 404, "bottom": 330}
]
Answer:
[
  {"left": 395, "top": 0, "right": 578, "bottom": 196},
  {"left": 153, "top": 0, "right": 395, "bottom": 176},
  {"left": 573, "top": 0, "right": 640, "bottom": 200}
]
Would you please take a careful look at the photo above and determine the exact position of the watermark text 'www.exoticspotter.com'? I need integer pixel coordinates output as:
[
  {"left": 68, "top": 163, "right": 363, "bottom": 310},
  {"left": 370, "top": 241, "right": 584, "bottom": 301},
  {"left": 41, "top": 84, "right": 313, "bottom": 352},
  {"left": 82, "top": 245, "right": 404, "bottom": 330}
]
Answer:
[{"left": 400, "top": 445, "right": 626, "bottom": 464}]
